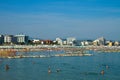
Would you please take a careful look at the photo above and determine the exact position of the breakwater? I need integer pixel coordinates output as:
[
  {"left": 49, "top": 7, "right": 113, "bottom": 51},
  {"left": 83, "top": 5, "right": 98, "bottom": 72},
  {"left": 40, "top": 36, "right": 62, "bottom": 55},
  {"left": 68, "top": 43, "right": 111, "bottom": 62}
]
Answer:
[
  {"left": 6, "top": 53, "right": 92, "bottom": 59},
  {"left": 0, "top": 45, "right": 120, "bottom": 52},
  {"left": 0, "top": 45, "right": 91, "bottom": 58},
  {"left": 85, "top": 46, "right": 120, "bottom": 52},
  {"left": 0, "top": 45, "right": 120, "bottom": 58}
]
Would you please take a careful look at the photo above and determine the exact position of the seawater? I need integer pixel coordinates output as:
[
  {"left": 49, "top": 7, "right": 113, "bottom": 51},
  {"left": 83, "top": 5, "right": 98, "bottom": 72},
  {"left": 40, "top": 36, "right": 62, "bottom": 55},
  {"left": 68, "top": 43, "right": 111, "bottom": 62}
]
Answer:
[{"left": 0, "top": 51, "right": 120, "bottom": 80}]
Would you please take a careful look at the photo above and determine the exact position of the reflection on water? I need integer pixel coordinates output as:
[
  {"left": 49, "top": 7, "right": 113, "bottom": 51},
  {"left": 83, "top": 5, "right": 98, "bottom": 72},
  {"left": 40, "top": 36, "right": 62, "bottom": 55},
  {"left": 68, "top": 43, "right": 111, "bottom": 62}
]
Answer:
[{"left": 0, "top": 51, "right": 120, "bottom": 80}]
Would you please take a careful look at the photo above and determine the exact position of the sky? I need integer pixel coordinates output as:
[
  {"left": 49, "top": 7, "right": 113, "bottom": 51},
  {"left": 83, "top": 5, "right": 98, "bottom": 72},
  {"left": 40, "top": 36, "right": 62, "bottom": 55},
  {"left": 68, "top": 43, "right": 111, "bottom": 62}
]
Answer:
[{"left": 0, "top": 0, "right": 120, "bottom": 40}]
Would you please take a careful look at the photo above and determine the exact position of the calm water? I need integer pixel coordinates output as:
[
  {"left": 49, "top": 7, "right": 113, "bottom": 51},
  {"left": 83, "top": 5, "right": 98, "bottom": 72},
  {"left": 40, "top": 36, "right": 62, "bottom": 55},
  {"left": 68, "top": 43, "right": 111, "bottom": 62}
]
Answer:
[{"left": 0, "top": 51, "right": 120, "bottom": 80}]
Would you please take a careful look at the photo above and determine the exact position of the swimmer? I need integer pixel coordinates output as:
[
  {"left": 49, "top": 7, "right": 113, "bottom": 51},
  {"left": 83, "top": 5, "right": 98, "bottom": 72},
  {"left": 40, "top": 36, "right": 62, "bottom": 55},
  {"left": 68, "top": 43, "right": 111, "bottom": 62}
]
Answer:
[
  {"left": 48, "top": 69, "right": 51, "bottom": 73},
  {"left": 48, "top": 66, "right": 51, "bottom": 73},
  {"left": 106, "top": 65, "right": 109, "bottom": 69},
  {"left": 5, "top": 64, "right": 9, "bottom": 71},
  {"left": 56, "top": 69, "right": 61, "bottom": 72},
  {"left": 100, "top": 70, "right": 104, "bottom": 75}
]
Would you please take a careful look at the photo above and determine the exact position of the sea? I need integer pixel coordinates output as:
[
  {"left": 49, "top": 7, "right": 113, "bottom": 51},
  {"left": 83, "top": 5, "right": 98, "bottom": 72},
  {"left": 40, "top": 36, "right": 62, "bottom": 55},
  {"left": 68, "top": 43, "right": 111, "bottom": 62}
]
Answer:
[{"left": 0, "top": 51, "right": 120, "bottom": 80}]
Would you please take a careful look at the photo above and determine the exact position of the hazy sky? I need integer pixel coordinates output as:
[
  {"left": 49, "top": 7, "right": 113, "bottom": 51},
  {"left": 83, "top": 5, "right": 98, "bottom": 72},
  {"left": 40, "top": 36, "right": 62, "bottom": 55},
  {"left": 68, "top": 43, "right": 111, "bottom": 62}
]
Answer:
[{"left": 0, "top": 0, "right": 120, "bottom": 40}]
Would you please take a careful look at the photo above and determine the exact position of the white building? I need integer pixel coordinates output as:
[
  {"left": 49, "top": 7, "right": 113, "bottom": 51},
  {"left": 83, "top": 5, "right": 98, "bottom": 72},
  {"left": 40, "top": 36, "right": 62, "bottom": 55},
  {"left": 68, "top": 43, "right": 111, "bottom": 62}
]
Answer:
[
  {"left": 55, "top": 38, "right": 67, "bottom": 45},
  {"left": 93, "top": 37, "right": 105, "bottom": 46},
  {"left": 4, "top": 35, "right": 13, "bottom": 43},
  {"left": 114, "top": 41, "right": 119, "bottom": 46},
  {"left": 63, "top": 40, "right": 67, "bottom": 45},
  {"left": 15, "top": 34, "right": 28, "bottom": 44},
  {"left": 81, "top": 40, "right": 93, "bottom": 46},
  {"left": 33, "top": 39, "right": 40, "bottom": 43},
  {"left": 67, "top": 37, "right": 76, "bottom": 46},
  {"left": 56, "top": 38, "right": 63, "bottom": 45}
]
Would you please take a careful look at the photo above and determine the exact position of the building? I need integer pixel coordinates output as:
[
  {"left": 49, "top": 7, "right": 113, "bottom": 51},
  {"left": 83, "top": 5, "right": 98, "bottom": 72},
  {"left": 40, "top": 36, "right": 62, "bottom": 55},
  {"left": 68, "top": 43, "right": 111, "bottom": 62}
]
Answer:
[
  {"left": 43, "top": 40, "right": 53, "bottom": 45},
  {"left": 114, "top": 41, "right": 119, "bottom": 46},
  {"left": 63, "top": 39, "right": 67, "bottom": 45},
  {"left": 55, "top": 38, "right": 67, "bottom": 45},
  {"left": 81, "top": 40, "right": 93, "bottom": 46},
  {"left": 4, "top": 35, "right": 14, "bottom": 44},
  {"left": 93, "top": 37, "right": 106, "bottom": 46},
  {"left": 108, "top": 41, "right": 113, "bottom": 46},
  {"left": 73, "top": 40, "right": 81, "bottom": 46},
  {"left": 67, "top": 37, "right": 76, "bottom": 46},
  {"left": 14, "top": 34, "right": 29, "bottom": 44},
  {"left": 56, "top": 38, "right": 63, "bottom": 45},
  {"left": 0, "top": 35, "right": 4, "bottom": 44},
  {"left": 32, "top": 39, "right": 40, "bottom": 43}
]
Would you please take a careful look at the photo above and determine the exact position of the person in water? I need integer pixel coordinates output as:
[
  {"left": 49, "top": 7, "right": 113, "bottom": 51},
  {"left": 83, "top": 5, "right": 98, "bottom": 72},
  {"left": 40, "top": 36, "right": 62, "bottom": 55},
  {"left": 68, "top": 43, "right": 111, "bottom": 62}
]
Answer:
[
  {"left": 100, "top": 70, "right": 104, "bottom": 75},
  {"left": 56, "top": 69, "right": 61, "bottom": 72},
  {"left": 48, "top": 66, "right": 51, "bottom": 73},
  {"left": 5, "top": 64, "right": 9, "bottom": 71},
  {"left": 106, "top": 65, "right": 109, "bottom": 69}
]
